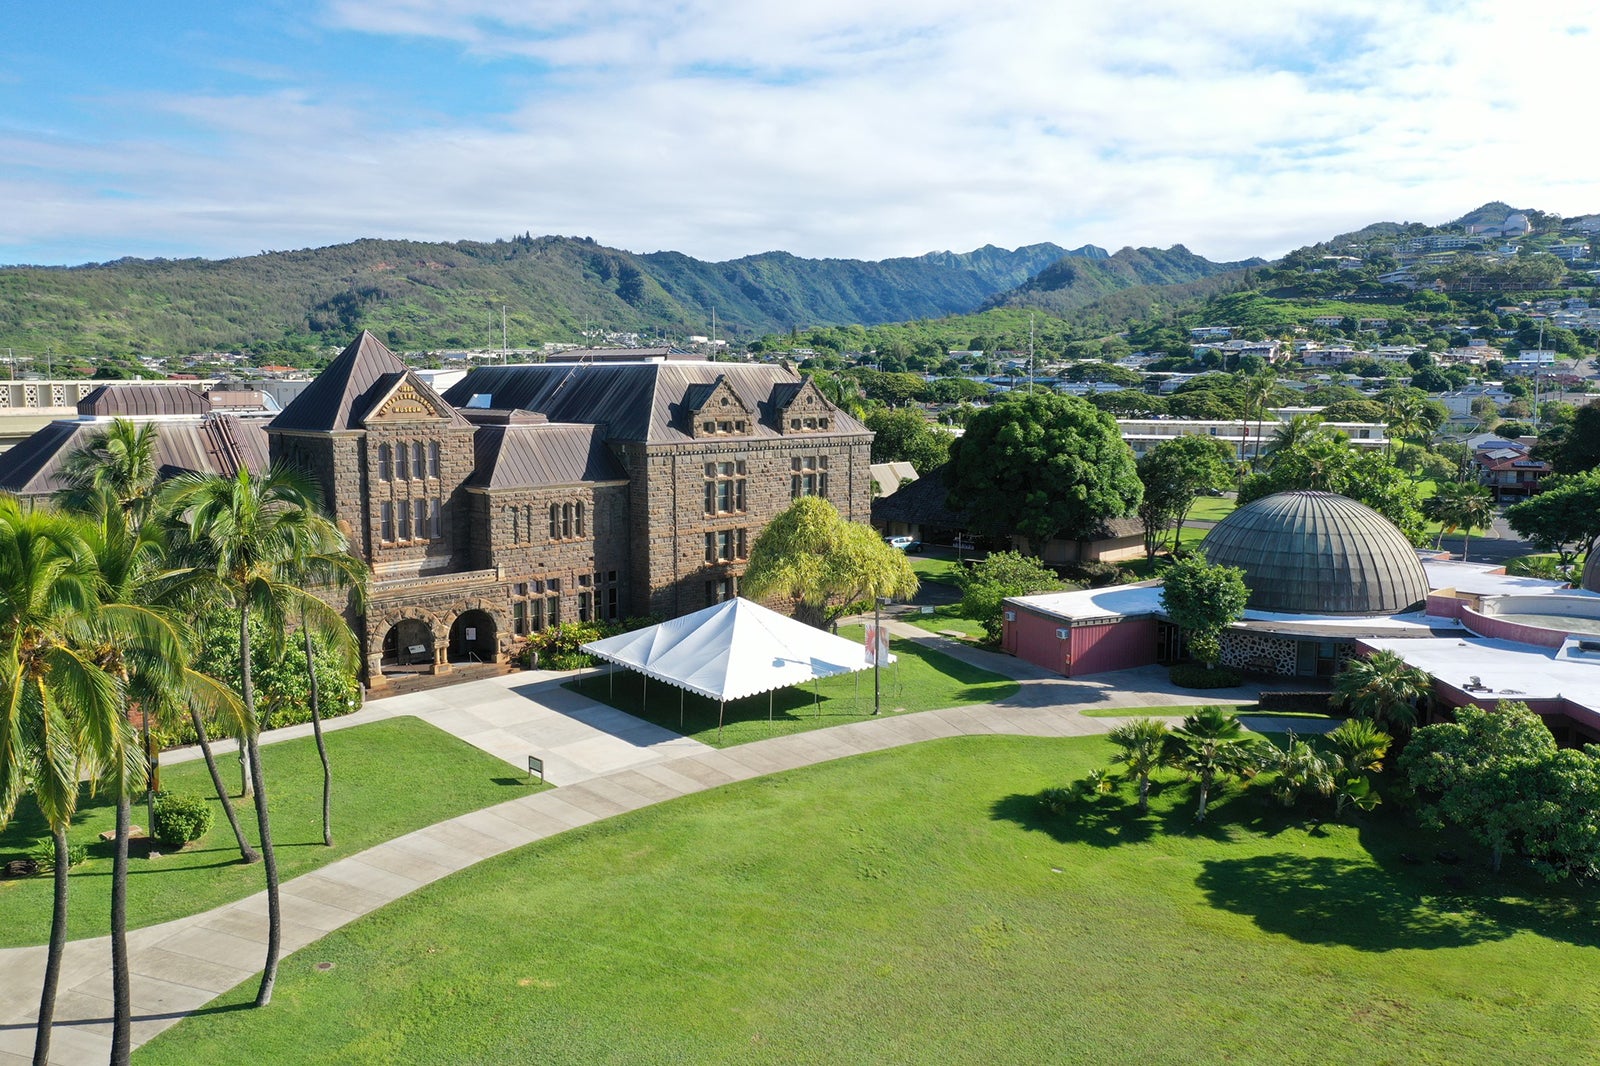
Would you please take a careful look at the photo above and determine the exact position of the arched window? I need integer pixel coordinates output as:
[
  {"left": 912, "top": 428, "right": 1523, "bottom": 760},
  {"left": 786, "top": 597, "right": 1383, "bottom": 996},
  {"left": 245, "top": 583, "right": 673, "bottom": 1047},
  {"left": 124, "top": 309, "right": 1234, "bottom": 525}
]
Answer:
[
  {"left": 562, "top": 503, "right": 572, "bottom": 539},
  {"left": 509, "top": 506, "right": 519, "bottom": 543},
  {"left": 427, "top": 440, "right": 440, "bottom": 478},
  {"left": 550, "top": 504, "right": 559, "bottom": 539},
  {"left": 412, "top": 441, "right": 426, "bottom": 479},
  {"left": 377, "top": 443, "right": 392, "bottom": 481},
  {"left": 575, "top": 502, "right": 585, "bottom": 537}
]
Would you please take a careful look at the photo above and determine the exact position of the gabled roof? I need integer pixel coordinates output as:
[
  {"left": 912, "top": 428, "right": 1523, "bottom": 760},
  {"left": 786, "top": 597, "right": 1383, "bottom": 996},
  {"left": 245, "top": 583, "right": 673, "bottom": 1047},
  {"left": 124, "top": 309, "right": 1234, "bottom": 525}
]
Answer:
[
  {"left": 440, "top": 362, "right": 869, "bottom": 444},
  {"left": 468, "top": 421, "right": 627, "bottom": 490},
  {"left": 871, "top": 463, "right": 965, "bottom": 530},
  {"left": 78, "top": 384, "right": 210, "bottom": 417},
  {"left": 0, "top": 415, "right": 268, "bottom": 496},
  {"left": 270, "top": 331, "right": 468, "bottom": 432}
]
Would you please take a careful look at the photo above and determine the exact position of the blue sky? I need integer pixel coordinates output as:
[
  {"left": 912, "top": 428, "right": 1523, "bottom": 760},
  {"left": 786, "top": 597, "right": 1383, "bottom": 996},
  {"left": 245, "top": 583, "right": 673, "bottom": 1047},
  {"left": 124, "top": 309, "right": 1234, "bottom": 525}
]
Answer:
[{"left": 3, "top": 1, "right": 1596, "bottom": 267}]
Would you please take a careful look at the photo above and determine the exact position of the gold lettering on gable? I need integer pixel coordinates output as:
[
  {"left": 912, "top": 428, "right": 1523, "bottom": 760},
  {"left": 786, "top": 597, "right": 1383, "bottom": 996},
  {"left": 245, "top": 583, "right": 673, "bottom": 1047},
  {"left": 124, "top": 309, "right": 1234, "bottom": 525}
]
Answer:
[{"left": 376, "top": 384, "right": 438, "bottom": 420}]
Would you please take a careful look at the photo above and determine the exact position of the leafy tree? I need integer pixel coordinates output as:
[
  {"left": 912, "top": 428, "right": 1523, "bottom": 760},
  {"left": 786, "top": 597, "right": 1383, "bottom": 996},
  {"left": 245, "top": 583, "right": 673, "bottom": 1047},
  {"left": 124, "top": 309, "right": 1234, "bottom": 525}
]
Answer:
[
  {"left": 1135, "top": 436, "right": 1235, "bottom": 558},
  {"left": 1087, "top": 390, "right": 1167, "bottom": 417},
  {"left": 1159, "top": 552, "right": 1248, "bottom": 668},
  {"left": 1425, "top": 481, "right": 1495, "bottom": 561},
  {"left": 1401, "top": 702, "right": 1568, "bottom": 874},
  {"left": 742, "top": 497, "right": 918, "bottom": 629},
  {"left": 1504, "top": 469, "right": 1600, "bottom": 570},
  {"left": 1168, "top": 707, "right": 1262, "bottom": 823},
  {"left": 1320, "top": 399, "right": 1386, "bottom": 424},
  {"left": 863, "top": 408, "right": 953, "bottom": 474},
  {"left": 1544, "top": 403, "right": 1600, "bottom": 474},
  {"left": 1332, "top": 650, "right": 1429, "bottom": 733},
  {"left": 952, "top": 551, "right": 1062, "bottom": 643},
  {"left": 1108, "top": 718, "right": 1172, "bottom": 814},
  {"left": 947, "top": 392, "right": 1142, "bottom": 546}
]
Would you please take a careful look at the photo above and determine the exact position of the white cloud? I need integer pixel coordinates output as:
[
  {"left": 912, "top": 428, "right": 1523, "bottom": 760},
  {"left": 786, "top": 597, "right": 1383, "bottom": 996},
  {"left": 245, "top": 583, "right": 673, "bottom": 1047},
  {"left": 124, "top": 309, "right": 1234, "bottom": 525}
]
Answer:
[{"left": 5, "top": 0, "right": 1599, "bottom": 266}]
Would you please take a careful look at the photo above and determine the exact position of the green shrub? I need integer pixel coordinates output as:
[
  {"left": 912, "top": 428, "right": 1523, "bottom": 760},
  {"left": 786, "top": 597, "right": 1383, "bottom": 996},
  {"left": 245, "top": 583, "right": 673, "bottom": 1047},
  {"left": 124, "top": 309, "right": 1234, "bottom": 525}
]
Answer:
[
  {"left": 28, "top": 838, "right": 87, "bottom": 871},
  {"left": 527, "top": 616, "right": 663, "bottom": 671},
  {"left": 151, "top": 792, "right": 214, "bottom": 847},
  {"left": 1169, "top": 664, "right": 1243, "bottom": 689},
  {"left": 1258, "top": 691, "right": 1335, "bottom": 714}
]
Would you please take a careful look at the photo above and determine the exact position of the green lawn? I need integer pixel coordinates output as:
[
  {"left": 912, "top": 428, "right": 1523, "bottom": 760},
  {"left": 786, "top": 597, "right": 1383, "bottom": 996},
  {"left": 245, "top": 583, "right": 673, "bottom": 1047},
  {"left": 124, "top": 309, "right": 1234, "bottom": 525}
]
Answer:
[
  {"left": 564, "top": 624, "right": 1017, "bottom": 747},
  {"left": 0, "top": 718, "right": 537, "bottom": 948},
  {"left": 901, "top": 604, "right": 987, "bottom": 641},
  {"left": 905, "top": 551, "right": 966, "bottom": 586},
  {"left": 1183, "top": 494, "right": 1238, "bottom": 523},
  {"left": 137, "top": 736, "right": 1600, "bottom": 1065}
]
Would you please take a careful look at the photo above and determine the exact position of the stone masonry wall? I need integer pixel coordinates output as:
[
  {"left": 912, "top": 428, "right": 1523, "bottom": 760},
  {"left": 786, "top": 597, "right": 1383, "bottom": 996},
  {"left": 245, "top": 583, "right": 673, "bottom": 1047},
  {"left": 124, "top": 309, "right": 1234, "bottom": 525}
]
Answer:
[{"left": 618, "top": 431, "right": 873, "bottom": 618}]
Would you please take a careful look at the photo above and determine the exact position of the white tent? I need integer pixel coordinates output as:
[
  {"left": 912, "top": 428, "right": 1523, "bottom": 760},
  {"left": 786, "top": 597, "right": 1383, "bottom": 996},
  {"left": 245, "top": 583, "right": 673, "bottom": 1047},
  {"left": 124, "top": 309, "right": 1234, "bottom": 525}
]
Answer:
[{"left": 580, "top": 597, "right": 894, "bottom": 736}]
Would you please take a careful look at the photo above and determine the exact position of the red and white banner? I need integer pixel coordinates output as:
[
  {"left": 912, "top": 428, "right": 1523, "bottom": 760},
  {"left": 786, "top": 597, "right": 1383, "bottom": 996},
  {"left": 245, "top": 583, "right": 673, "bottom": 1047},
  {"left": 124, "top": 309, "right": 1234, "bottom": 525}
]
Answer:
[{"left": 864, "top": 623, "right": 891, "bottom": 666}]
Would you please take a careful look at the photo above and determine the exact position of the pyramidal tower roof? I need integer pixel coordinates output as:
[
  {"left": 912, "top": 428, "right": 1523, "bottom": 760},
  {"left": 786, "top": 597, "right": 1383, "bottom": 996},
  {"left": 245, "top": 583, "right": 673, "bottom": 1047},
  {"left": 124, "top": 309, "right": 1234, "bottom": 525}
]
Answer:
[
  {"left": 1202, "top": 490, "right": 1430, "bottom": 616},
  {"left": 271, "top": 331, "right": 467, "bottom": 432}
]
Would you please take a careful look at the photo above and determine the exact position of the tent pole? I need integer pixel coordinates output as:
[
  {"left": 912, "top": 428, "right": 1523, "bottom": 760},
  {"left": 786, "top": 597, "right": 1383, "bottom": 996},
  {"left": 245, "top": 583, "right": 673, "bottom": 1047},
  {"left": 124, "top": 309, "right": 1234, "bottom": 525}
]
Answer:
[
  {"left": 642, "top": 672, "right": 648, "bottom": 716},
  {"left": 608, "top": 662, "right": 613, "bottom": 700},
  {"left": 718, "top": 700, "right": 725, "bottom": 743},
  {"left": 814, "top": 677, "right": 820, "bottom": 717},
  {"left": 768, "top": 689, "right": 773, "bottom": 723},
  {"left": 680, "top": 687, "right": 684, "bottom": 729}
]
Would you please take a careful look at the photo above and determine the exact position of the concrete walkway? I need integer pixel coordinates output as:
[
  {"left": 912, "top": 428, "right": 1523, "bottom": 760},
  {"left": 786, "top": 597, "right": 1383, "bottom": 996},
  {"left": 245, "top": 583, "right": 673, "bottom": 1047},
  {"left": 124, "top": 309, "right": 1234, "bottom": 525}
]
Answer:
[{"left": 0, "top": 628, "right": 1296, "bottom": 1064}]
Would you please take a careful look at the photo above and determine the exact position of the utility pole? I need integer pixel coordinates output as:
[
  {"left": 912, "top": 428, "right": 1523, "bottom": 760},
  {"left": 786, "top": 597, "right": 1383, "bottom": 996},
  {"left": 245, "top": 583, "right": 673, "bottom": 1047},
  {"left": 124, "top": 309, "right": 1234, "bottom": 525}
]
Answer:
[
  {"left": 502, "top": 305, "right": 508, "bottom": 364},
  {"left": 872, "top": 598, "right": 882, "bottom": 715},
  {"left": 1028, "top": 314, "right": 1035, "bottom": 395}
]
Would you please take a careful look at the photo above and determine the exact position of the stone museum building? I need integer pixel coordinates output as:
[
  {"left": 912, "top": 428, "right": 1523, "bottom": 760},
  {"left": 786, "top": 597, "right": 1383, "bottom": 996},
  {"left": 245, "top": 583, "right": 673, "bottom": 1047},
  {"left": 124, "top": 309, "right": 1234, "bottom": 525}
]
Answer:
[{"left": 0, "top": 332, "right": 872, "bottom": 689}]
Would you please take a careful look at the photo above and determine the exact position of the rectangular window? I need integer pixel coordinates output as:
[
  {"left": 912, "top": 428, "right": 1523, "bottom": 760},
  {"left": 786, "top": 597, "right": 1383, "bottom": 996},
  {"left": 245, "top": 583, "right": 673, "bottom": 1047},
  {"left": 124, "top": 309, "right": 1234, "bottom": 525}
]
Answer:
[
  {"left": 513, "top": 599, "right": 527, "bottom": 636},
  {"left": 412, "top": 441, "right": 426, "bottom": 479},
  {"left": 414, "top": 499, "right": 426, "bottom": 540},
  {"left": 737, "top": 528, "right": 747, "bottom": 559},
  {"left": 705, "top": 532, "right": 716, "bottom": 565},
  {"left": 578, "top": 592, "right": 591, "bottom": 623},
  {"left": 430, "top": 499, "right": 441, "bottom": 539},
  {"left": 547, "top": 596, "right": 560, "bottom": 626},
  {"left": 398, "top": 499, "right": 412, "bottom": 540},
  {"left": 377, "top": 443, "right": 392, "bottom": 481},
  {"left": 427, "top": 440, "right": 440, "bottom": 477},
  {"left": 549, "top": 578, "right": 561, "bottom": 593},
  {"left": 530, "top": 597, "right": 544, "bottom": 632},
  {"left": 606, "top": 587, "right": 619, "bottom": 620},
  {"left": 380, "top": 501, "right": 395, "bottom": 542}
]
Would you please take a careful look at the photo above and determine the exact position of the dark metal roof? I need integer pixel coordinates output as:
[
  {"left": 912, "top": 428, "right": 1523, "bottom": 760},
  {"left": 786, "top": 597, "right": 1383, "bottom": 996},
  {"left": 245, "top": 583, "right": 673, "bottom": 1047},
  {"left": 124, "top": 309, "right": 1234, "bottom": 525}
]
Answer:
[
  {"left": 77, "top": 384, "right": 210, "bottom": 417},
  {"left": 468, "top": 422, "right": 626, "bottom": 490},
  {"left": 871, "top": 464, "right": 965, "bottom": 530},
  {"left": 440, "top": 362, "right": 869, "bottom": 444},
  {"left": 1204, "top": 491, "right": 1431, "bottom": 616},
  {"left": 270, "top": 331, "right": 468, "bottom": 432},
  {"left": 0, "top": 415, "right": 268, "bottom": 496}
]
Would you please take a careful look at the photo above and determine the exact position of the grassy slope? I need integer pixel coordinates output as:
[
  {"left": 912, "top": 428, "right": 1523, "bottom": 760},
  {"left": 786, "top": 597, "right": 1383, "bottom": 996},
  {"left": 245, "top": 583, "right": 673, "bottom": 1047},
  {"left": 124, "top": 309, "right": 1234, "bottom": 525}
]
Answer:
[
  {"left": 0, "top": 718, "right": 538, "bottom": 948},
  {"left": 137, "top": 736, "right": 1600, "bottom": 1065},
  {"left": 564, "top": 624, "right": 1017, "bottom": 747}
]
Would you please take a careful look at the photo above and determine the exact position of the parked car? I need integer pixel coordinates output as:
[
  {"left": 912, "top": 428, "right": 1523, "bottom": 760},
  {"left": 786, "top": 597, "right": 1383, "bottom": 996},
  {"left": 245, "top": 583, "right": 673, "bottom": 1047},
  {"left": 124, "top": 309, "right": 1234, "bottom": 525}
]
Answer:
[{"left": 885, "top": 535, "right": 922, "bottom": 553}]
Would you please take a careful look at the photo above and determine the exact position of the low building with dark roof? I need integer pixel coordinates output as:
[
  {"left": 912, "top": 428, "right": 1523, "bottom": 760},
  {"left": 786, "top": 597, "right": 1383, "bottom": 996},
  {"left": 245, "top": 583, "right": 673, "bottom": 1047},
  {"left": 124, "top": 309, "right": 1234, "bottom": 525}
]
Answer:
[{"left": 0, "top": 383, "right": 267, "bottom": 497}]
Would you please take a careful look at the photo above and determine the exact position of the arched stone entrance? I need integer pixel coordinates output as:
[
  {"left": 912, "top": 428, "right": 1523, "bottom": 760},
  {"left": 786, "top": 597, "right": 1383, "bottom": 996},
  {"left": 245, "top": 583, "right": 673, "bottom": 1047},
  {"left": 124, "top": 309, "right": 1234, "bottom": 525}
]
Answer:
[
  {"left": 449, "top": 609, "right": 498, "bottom": 664},
  {"left": 382, "top": 618, "right": 436, "bottom": 668}
]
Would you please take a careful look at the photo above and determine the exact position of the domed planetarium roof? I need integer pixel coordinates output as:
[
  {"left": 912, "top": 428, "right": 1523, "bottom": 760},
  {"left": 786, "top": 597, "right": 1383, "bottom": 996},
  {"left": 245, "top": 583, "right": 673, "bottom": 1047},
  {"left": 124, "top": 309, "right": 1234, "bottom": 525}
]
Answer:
[{"left": 1202, "top": 491, "right": 1430, "bottom": 616}]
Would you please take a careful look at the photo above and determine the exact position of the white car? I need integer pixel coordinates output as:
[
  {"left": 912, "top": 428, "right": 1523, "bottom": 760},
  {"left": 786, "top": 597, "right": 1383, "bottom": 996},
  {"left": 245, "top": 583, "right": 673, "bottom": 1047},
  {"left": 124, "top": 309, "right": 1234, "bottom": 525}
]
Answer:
[{"left": 885, "top": 535, "right": 922, "bottom": 552}]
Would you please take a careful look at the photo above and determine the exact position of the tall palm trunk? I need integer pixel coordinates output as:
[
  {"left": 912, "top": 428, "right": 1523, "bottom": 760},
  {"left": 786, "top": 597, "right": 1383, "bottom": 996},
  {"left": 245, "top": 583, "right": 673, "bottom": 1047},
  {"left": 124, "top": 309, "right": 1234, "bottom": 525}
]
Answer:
[
  {"left": 32, "top": 827, "right": 71, "bottom": 1066},
  {"left": 243, "top": 604, "right": 282, "bottom": 1007},
  {"left": 110, "top": 790, "right": 132, "bottom": 1065},
  {"left": 1137, "top": 773, "right": 1151, "bottom": 815},
  {"left": 188, "top": 704, "right": 258, "bottom": 863},
  {"left": 1194, "top": 770, "right": 1213, "bottom": 823},
  {"left": 306, "top": 620, "right": 333, "bottom": 846}
]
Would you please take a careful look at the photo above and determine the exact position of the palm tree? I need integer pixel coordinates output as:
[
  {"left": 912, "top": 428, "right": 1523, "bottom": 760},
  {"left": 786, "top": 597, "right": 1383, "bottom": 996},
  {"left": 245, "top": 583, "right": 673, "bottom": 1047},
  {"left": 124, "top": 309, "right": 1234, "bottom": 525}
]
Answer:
[
  {"left": 160, "top": 464, "right": 360, "bottom": 1007},
  {"left": 1265, "top": 731, "right": 1333, "bottom": 809},
  {"left": 0, "top": 501, "right": 127, "bottom": 1066},
  {"left": 1237, "top": 369, "right": 1277, "bottom": 470},
  {"left": 1168, "top": 706, "right": 1262, "bottom": 823},
  {"left": 56, "top": 418, "right": 159, "bottom": 527},
  {"left": 1331, "top": 650, "right": 1429, "bottom": 734},
  {"left": 291, "top": 528, "right": 366, "bottom": 848},
  {"left": 1107, "top": 718, "right": 1170, "bottom": 814},
  {"left": 1426, "top": 481, "right": 1495, "bottom": 562},
  {"left": 1383, "top": 391, "right": 1431, "bottom": 455},
  {"left": 1261, "top": 414, "right": 1328, "bottom": 468},
  {"left": 1325, "top": 717, "right": 1392, "bottom": 820}
]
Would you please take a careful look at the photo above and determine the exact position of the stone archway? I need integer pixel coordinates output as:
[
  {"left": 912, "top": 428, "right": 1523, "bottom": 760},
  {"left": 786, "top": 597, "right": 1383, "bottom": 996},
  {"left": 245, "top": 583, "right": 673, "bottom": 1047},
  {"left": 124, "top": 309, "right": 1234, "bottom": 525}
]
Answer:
[
  {"left": 381, "top": 618, "right": 436, "bottom": 668},
  {"left": 448, "top": 609, "right": 498, "bottom": 664}
]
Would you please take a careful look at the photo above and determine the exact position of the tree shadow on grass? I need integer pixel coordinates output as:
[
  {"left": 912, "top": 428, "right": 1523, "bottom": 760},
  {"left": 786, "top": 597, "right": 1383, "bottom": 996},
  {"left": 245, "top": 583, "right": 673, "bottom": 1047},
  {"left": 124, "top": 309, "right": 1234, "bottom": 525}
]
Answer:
[
  {"left": 1197, "top": 852, "right": 1600, "bottom": 952},
  {"left": 991, "top": 791, "right": 1156, "bottom": 848}
]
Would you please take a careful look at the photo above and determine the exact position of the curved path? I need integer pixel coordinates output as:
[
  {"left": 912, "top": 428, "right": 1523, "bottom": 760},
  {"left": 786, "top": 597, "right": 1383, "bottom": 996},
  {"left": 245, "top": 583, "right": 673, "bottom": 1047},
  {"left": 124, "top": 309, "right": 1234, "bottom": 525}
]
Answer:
[{"left": 0, "top": 625, "right": 1302, "bottom": 1064}]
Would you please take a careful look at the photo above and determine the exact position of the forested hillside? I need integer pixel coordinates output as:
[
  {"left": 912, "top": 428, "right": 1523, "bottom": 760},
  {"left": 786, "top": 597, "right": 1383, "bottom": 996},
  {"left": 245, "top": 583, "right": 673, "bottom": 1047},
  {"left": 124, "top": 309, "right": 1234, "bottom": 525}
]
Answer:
[{"left": 0, "top": 235, "right": 1077, "bottom": 361}]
